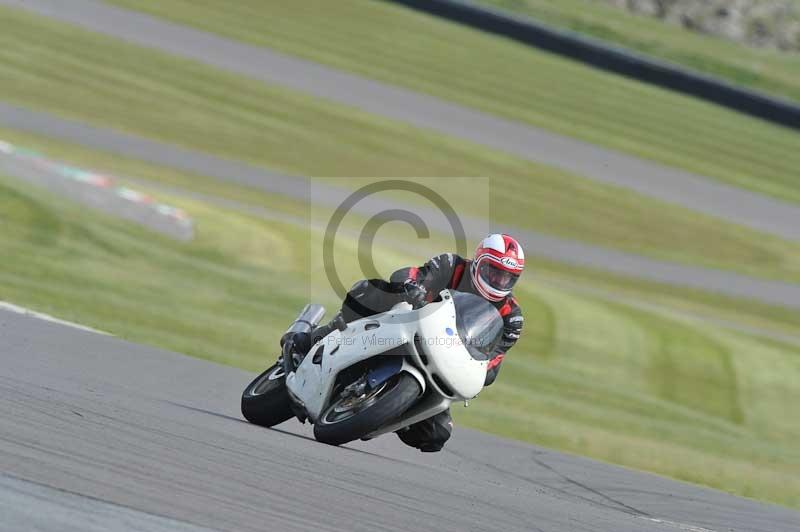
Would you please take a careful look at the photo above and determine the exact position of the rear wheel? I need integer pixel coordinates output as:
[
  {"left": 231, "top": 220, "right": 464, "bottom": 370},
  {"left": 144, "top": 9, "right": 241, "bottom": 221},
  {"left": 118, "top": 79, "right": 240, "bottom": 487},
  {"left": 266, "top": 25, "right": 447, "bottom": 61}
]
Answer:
[
  {"left": 313, "top": 373, "right": 420, "bottom": 446},
  {"left": 241, "top": 363, "right": 294, "bottom": 427}
]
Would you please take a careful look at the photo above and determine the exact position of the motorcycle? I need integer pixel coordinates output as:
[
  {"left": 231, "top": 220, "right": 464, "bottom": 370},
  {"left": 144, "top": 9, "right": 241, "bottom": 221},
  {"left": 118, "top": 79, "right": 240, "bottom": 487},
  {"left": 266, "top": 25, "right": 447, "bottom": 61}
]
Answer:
[{"left": 241, "top": 289, "right": 504, "bottom": 446}]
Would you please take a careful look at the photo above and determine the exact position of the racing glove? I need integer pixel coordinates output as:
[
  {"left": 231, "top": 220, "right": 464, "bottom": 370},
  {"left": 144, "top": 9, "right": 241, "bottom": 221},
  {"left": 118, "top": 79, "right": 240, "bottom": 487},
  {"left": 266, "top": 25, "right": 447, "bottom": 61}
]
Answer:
[{"left": 403, "top": 279, "right": 427, "bottom": 309}]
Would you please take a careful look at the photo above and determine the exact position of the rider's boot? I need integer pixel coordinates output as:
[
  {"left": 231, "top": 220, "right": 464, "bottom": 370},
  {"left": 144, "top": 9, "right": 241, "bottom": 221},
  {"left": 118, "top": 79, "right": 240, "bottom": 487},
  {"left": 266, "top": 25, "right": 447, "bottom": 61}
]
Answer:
[
  {"left": 309, "top": 310, "right": 348, "bottom": 348},
  {"left": 280, "top": 311, "right": 347, "bottom": 357}
]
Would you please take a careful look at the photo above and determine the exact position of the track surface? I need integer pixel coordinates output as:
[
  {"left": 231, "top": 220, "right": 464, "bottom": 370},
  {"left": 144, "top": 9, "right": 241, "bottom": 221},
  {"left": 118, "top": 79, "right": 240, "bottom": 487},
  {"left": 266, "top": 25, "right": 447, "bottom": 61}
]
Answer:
[
  {"left": 1, "top": 4, "right": 798, "bottom": 531},
  {"left": 2, "top": 309, "right": 799, "bottom": 532},
  {"left": 3, "top": 0, "right": 800, "bottom": 242},
  {"left": 3, "top": 103, "right": 800, "bottom": 309}
]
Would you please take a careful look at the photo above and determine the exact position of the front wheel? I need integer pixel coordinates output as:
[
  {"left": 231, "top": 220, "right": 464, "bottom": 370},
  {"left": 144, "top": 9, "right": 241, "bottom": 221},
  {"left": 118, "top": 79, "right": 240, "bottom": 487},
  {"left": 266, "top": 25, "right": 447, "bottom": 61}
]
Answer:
[
  {"left": 313, "top": 373, "right": 420, "bottom": 446},
  {"left": 241, "top": 363, "right": 294, "bottom": 427}
]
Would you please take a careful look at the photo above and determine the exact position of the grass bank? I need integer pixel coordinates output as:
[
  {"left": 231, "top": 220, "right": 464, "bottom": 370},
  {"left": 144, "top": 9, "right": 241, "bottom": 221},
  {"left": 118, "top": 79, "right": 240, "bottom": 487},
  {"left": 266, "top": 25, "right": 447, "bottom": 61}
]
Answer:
[
  {"left": 102, "top": 0, "right": 800, "bottom": 204},
  {"left": 4, "top": 126, "right": 800, "bottom": 339},
  {"left": 476, "top": 0, "right": 800, "bottom": 101}
]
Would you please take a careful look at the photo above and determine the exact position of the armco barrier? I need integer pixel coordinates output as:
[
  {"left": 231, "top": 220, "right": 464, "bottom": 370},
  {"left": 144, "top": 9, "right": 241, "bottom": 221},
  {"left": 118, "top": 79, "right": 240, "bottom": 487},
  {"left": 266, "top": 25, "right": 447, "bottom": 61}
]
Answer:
[{"left": 384, "top": 0, "right": 800, "bottom": 130}]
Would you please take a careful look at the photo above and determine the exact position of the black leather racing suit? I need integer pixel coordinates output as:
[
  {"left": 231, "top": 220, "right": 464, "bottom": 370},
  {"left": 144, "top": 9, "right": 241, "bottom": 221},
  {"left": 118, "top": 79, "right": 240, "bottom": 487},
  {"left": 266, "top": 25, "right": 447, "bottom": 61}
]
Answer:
[{"left": 339, "top": 253, "right": 524, "bottom": 452}]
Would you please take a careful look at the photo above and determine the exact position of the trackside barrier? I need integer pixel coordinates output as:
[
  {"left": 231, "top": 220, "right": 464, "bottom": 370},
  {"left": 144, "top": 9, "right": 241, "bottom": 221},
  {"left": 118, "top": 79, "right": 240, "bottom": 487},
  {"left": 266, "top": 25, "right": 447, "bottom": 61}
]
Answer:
[{"left": 384, "top": 0, "right": 800, "bottom": 130}]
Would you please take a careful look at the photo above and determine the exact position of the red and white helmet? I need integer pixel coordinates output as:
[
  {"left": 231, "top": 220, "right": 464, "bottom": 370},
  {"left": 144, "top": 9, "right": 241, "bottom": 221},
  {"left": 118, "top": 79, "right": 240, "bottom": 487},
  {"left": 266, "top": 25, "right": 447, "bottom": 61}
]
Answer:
[{"left": 470, "top": 234, "right": 525, "bottom": 302}]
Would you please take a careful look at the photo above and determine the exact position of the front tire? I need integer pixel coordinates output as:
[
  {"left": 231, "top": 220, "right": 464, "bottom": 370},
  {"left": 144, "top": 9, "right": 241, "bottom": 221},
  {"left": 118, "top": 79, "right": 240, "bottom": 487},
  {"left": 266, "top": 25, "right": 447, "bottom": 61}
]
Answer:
[
  {"left": 241, "top": 363, "right": 294, "bottom": 427},
  {"left": 313, "top": 373, "right": 420, "bottom": 446}
]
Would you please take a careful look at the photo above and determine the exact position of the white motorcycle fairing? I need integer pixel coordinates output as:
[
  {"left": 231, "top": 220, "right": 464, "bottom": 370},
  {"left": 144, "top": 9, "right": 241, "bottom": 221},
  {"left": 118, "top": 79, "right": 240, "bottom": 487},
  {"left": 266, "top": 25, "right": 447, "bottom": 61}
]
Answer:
[{"left": 285, "top": 290, "right": 488, "bottom": 429}]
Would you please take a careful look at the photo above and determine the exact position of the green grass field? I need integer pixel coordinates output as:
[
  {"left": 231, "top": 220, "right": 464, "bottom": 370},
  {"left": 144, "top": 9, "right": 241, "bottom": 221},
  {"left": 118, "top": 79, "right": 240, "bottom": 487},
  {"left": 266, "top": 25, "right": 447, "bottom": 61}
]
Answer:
[
  {"left": 476, "top": 0, "right": 800, "bottom": 101},
  {"left": 2, "top": 8, "right": 800, "bottom": 286},
  {"left": 102, "top": 0, "right": 800, "bottom": 205},
  {"left": 2, "top": 166, "right": 799, "bottom": 507}
]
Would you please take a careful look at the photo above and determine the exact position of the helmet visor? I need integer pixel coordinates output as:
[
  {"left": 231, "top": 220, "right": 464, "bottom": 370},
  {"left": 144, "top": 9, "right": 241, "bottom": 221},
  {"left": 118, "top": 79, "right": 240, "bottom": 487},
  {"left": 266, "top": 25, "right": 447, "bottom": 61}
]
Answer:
[{"left": 478, "top": 261, "right": 519, "bottom": 291}]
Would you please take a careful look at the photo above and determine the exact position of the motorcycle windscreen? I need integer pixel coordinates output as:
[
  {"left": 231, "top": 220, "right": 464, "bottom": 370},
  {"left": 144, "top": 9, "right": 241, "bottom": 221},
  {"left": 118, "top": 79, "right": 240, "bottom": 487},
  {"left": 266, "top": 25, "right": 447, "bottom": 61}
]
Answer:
[{"left": 451, "top": 291, "right": 504, "bottom": 361}]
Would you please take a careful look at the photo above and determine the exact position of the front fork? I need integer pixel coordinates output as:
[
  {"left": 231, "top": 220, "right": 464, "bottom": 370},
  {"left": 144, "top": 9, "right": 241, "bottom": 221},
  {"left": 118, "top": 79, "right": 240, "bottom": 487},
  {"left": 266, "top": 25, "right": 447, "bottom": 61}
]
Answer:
[{"left": 281, "top": 340, "right": 309, "bottom": 423}]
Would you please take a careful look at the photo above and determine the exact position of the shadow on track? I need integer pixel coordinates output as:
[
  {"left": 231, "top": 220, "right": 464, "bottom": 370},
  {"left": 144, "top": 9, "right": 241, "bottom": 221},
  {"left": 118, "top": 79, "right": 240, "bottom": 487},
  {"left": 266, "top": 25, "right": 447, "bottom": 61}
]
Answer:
[{"left": 164, "top": 400, "right": 436, "bottom": 468}]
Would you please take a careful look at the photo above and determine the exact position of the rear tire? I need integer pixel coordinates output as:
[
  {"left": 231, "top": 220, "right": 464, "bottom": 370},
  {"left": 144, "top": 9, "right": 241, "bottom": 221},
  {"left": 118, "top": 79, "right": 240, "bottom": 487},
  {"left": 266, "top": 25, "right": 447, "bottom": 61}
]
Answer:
[
  {"left": 241, "top": 363, "right": 294, "bottom": 427},
  {"left": 313, "top": 373, "right": 420, "bottom": 446}
]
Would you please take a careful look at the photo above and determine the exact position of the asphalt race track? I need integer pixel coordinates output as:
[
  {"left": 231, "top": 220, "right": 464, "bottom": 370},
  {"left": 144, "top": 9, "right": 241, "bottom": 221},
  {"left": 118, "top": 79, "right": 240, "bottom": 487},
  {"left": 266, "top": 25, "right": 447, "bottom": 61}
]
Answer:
[
  {"left": 2, "top": 309, "right": 799, "bottom": 532},
  {"left": 3, "top": 0, "right": 800, "bottom": 242}
]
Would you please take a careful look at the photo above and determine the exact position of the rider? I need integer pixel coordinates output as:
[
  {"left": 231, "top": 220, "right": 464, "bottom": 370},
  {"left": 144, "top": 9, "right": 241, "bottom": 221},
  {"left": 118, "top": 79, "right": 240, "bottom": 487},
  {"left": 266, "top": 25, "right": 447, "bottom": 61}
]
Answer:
[{"left": 293, "top": 234, "right": 525, "bottom": 452}]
